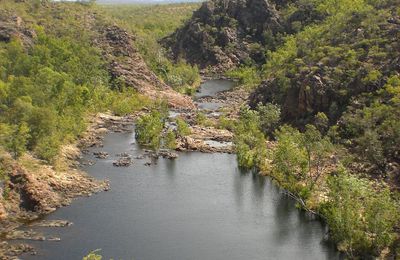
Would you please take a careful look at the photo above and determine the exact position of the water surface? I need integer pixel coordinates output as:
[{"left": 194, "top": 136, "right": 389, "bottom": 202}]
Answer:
[
  {"left": 23, "top": 130, "right": 338, "bottom": 260},
  {"left": 195, "top": 79, "right": 235, "bottom": 99},
  {"left": 22, "top": 79, "right": 339, "bottom": 260}
]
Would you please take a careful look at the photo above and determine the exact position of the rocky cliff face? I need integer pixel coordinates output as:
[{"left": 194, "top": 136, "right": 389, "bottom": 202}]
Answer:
[
  {"left": 162, "top": 0, "right": 283, "bottom": 73},
  {"left": 249, "top": 11, "right": 400, "bottom": 125},
  {"left": 92, "top": 21, "right": 195, "bottom": 109}
]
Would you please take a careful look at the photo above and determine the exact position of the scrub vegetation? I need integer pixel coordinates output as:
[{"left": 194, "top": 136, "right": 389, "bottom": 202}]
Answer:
[
  {"left": 226, "top": 0, "right": 400, "bottom": 257},
  {"left": 0, "top": 1, "right": 149, "bottom": 166},
  {"left": 101, "top": 3, "right": 201, "bottom": 94}
]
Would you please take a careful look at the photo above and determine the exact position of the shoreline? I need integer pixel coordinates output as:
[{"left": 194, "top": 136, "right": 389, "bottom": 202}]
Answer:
[{"left": 0, "top": 112, "right": 136, "bottom": 259}]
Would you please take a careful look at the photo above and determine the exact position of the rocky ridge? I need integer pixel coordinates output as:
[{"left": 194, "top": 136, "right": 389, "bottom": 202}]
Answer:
[
  {"left": 93, "top": 23, "right": 195, "bottom": 110},
  {"left": 162, "top": 0, "right": 283, "bottom": 73}
]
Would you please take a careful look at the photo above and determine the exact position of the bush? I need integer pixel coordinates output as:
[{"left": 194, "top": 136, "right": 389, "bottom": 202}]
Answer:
[
  {"left": 176, "top": 118, "right": 191, "bottom": 137},
  {"left": 135, "top": 110, "right": 166, "bottom": 150},
  {"left": 234, "top": 106, "right": 267, "bottom": 169},
  {"left": 321, "top": 170, "right": 400, "bottom": 257},
  {"left": 164, "top": 130, "right": 177, "bottom": 150},
  {"left": 225, "top": 66, "right": 261, "bottom": 89},
  {"left": 257, "top": 102, "right": 281, "bottom": 138}
]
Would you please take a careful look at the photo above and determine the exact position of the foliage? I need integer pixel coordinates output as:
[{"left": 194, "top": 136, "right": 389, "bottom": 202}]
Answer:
[
  {"left": 176, "top": 117, "right": 191, "bottom": 137},
  {"left": 102, "top": 3, "right": 201, "bottom": 92},
  {"left": 256, "top": 102, "right": 281, "bottom": 138},
  {"left": 272, "top": 125, "right": 308, "bottom": 183},
  {"left": 234, "top": 106, "right": 267, "bottom": 169},
  {"left": 257, "top": 0, "right": 399, "bottom": 126},
  {"left": 314, "top": 112, "right": 329, "bottom": 134},
  {"left": 0, "top": 1, "right": 148, "bottom": 162},
  {"left": 135, "top": 109, "right": 166, "bottom": 150},
  {"left": 339, "top": 76, "right": 400, "bottom": 173},
  {"left": 217, "top": 114, "right": 235, "bottom": 131},
  {"left": 195, "top": 112, "right": 214, "bottom": 127},
  {"left": 164, "top": 130, "right": 177, "bottom": 150},
  {"left": 302, "top": 124, "right": 334, "bottom": 188},
  {"left": 321, "top": 170, "right": 400, "bottom": 257},
  {"left": 82, "top": 250, "right": 102, "bottom": 260},
  {"left": 109, "top": 88, "right": 150, "bottom": 116},
  {"left": 225, "top": 66, "right": 262, "bottom": 89}
]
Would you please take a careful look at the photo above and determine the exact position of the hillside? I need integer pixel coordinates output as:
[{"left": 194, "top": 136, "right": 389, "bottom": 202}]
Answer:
[
  {"left": 165, "top": 0, "right": 400, "bottom": 258},
  {"left": 101, "top": 3, "right": 202, "bottom": 94},
  {"left": 162, "top": 0, "right": 325, "bottom": 73},
  {"left": 0, "top": 1, "right": 195, "bottom": 257},
  {"left": 0, "top": 0, "right": 399, "bottom": 259}
]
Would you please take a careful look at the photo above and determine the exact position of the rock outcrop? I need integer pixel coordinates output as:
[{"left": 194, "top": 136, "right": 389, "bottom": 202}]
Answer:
[
  {"left": 0, "top": 11, "right": 36, "bottom": 47},
  {"left": 249, "top": 13, "right": 400, "bottom": 125},
  {"left": 94, "top": 24, "right": 195, "bottom": 109},
  {"left": 162, "top": 0, "right": 283, "bottom": 73}
]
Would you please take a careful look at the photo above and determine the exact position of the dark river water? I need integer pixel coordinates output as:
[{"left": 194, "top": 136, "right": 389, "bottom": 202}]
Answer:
[
  {"left": 22, "top": 80, "right": 339, "bottom": 260},
  {"left": 195, "top": 79, "right": 236, "bottom": 99}
]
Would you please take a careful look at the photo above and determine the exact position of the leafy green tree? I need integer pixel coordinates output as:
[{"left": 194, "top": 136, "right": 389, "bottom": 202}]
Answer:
[
  {"left": 234, "top": 106, "right": 267, "bottom": 169},
  {"left": 322, "top": 170, "right": 400, "bottom": 257},
  {"left": 8, "top": 123, "right": 30, "bottom": 159},
  {"left": 257, "top": 102, "right": 281, "bottom": 138},
  {"left": 273, "top": 125, "right": 308, "bottom": 181},
  {"left": 303, "top": 124, "right": 334, "bottom": 189},
  {"left": 314, "top": 112, "right": 329, "bottom": 134},
  {"left": 135, "top": 110, "right": 165, "bottom": 150},
  {"left": 176, "top": 118, "right": 191, "bottom": 137}
]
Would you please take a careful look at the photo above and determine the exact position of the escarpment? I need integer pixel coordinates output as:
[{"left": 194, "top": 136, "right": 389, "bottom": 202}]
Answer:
[{"left": 162, "top": 0, "right": 284, "bottom": 73}]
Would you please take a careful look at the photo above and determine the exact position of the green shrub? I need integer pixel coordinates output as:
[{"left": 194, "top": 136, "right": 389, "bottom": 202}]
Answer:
[
  {"left": 234, "top": 106, "right": 267, "bottom": 169},
  {"left": 135, "top": 110, "right": 166, "bottom": 150},
  {"left": 321, "top": 170, "right": 400, "bottom": 257},
  {"left": 176, "top": 118, "right": 191, "bottom": 137},
  {"left": 164, "top": 130, "right": 177, "bottom": 150}
]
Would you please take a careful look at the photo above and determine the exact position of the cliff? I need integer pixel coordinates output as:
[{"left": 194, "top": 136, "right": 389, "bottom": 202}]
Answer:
[{"left": 162, "top": 0, "right": 283, "bottom": 73}]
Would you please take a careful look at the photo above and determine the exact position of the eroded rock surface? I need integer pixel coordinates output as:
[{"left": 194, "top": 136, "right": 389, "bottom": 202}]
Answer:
[
  {"left": 162, "top": 0, "right": 283, "bottom": 73},
  {"left": 94, "top": 24, "right": 195, "bottom": 109}
]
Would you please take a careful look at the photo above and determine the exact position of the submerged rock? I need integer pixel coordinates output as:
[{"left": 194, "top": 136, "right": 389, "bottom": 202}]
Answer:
[
  {"left": 93, "top": 151, "right": 109, "bottom": 159},
  {"left": 113, "top": 155, "right": 132, "bottom": 167},
  {"left": 0, "top": 241, "right": 35, "bottom": 259},
  {"left": 29, "top": 220, "right": 73, "bottom": 228},
  {"left": 159, "top": 150, "right": 179, "bottom": 160},
  {"left": 5, "top": 230, "right": 45, "bottom": 241}
]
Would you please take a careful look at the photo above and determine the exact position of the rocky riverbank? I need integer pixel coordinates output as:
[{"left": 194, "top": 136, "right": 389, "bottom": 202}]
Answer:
[
  {"left": 0, "top": 78, "right": 247, "bottom": 259},
  {"left": 0, "top": 113, "right": 136, "bottom": 259}
]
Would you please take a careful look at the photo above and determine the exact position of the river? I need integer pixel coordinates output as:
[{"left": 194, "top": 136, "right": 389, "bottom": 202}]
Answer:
[{"left": 23, "top": 80, "right": 339, "bottom": 260}]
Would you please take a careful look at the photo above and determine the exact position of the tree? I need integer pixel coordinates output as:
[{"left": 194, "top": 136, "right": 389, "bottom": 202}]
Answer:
[
  {"left": 8, "top": 123, "right": 30, "bottom": 159},
  {"left": 176, "top": 118, "right": 191, "bottom": 137},
  {"left": 322, "top": 170, "right": 400, "bottom": 257},
  {"left": 135, "top": 110, "right": 165, "bottom": 150},
  {"left": 303, "top": 124, "right": 334, "bottom": 189},
  {"left": 273, "top": 125, "right": 308, "bottom": 180},
  {"left": 234, "top": 106, "right": 267, "bottom": 169},
  {"left": 314, "top": 112, "right": 329, "bottom": 134},
  {"left": 257, "top": 102, "right": 281, "bottom": 138}
]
